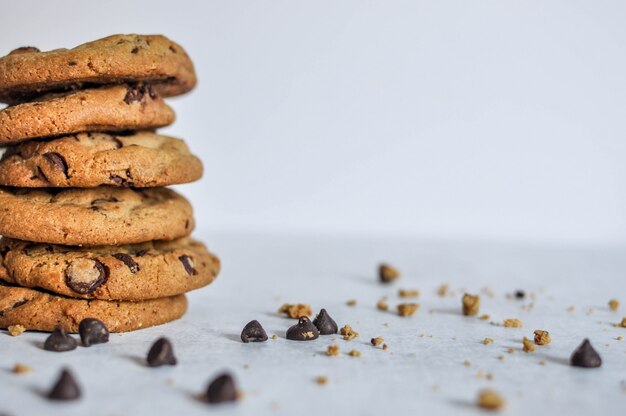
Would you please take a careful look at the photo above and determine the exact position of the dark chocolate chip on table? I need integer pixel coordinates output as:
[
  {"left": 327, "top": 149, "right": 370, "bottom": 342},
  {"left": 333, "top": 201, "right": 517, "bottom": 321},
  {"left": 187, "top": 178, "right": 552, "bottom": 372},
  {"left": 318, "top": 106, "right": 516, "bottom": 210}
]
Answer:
[
  {"left": 514, "top": 290, "right": 525, "bottom": 300},
  {"left": 44, "top": 327, "right": 77, "bottom": 352},
  {"left": 48, "top": 368, "right": 81, "bottom": 401},
  {"left": 240, "top": 320, "right": 268, "bottom": 343},
  {"left": 286, "top": 316, "right": 320, "bottom": 341},
  {"left": 147, "top": 337, "right": 177, "bottom": 367},
  {"left": 79, "top": 318, "right": 109, "bottom": 347},
  {"left": 312, "top": 309, "right": 338, "bottom": 335},
  {"left": 206, "top": 373, "right": 238, "bottom": 404},
  {"left": 570, "top": 338, "right": 602, "bottom": 368},
  {"left": 378, "top": 263, "right": 399, "bottom": 283}
]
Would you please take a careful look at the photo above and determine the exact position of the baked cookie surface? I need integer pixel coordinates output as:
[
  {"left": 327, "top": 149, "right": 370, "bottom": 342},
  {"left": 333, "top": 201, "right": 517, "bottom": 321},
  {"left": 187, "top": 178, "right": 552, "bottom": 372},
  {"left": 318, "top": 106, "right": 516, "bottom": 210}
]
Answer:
[
  {"left": 0, "top": 131, "right": 202, "bottom": 187},
  {"left": 0, "top": 283, "right": 187, "bottom": 333},
  {"left": 0, "top": 84, "right": 175, "bottom": 144},
  {"left": 0, "top": 237, "right": 220, "bottom": 301},
  {"left": 0, "top": 34, "right": 196, "bottom": 104},
  {"left": 0, "top": 187, "right": 194, "bottom": 246}
]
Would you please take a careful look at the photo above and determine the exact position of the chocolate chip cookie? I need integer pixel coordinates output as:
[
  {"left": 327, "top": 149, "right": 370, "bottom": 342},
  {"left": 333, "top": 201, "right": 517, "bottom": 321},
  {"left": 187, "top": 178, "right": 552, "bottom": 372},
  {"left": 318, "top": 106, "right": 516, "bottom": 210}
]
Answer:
[
  {"left": 0, "top": 34, "right": 196, "bottom": 104},
  {"left": 0, "top": 131, "right": 202, "bottom": 187},
  {"left": 0, "top": 84, "right": 175, "bottom": 144},
  {"left": 0, "top": 283, "right": 187, "bottom": 332},
  {"left": 0, "top": 237, "right": 220, "bottom": 300},
  {"left": 0, "top": 187, "right": 194, "bottom": 246}
]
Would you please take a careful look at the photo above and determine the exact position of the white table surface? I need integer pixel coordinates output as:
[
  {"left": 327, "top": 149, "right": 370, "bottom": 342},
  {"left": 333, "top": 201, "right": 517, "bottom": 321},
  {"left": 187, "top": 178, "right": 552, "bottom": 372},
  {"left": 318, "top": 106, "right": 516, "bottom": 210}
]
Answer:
[{"left": 1, "top": 230, "right": 625, "bottom": 415}]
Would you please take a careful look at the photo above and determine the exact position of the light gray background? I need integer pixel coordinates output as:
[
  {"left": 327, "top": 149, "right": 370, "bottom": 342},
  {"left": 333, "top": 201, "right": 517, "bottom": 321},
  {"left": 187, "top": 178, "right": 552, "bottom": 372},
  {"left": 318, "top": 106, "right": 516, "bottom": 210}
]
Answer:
[{"left": 2, "top": 0, "right": 625, "bottom": 244}]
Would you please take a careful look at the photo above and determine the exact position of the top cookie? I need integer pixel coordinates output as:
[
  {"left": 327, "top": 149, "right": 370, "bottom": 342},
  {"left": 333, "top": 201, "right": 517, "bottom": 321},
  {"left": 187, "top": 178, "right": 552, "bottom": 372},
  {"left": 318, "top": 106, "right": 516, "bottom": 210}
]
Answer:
[{"left": 0, "top": 34, "right": 196, "bottom": 104}]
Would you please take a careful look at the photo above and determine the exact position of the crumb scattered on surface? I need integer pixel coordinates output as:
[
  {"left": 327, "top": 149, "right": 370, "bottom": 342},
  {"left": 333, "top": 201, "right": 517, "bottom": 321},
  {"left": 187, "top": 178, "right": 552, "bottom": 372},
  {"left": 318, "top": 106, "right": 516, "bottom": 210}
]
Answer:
[
  {"left": 376, "top": 298, "right": 389, "bottom": 311},
  {"left": 437, "top": 284, "right": 449, "bottom": 297},
  {"left": 382, "top": 343, "right": 388, "bottom": 350},
  {"left": 503, "top": 319, "right": 523, "bottom": 328},
  {"left": 397, "top": 303, "right": 419, "bottom": 317},
  {"left": 479, "top": 314, "right": 490, "bottom": 321},
  {"left": 486, "top": 372, "right": 494, "bottom": 380},
  {"left": 271, "top": 334, "right": 278, "bottom": 340},
  {"left": 464, "top": 360, "right": 472, "bottom": 367},
  {"left": 12, "top": 363, "right": 31, "bottom": 374},
  {"left": 477, "top": 389, "right": 505, "bottom": 410},
  {"left": 620, "top": 318, "right": 626, "bottom": 328},
  {"left": 507, "top": 348, "right": 514, "bottom": 354},
  {"left": 326, "top": 345, "right": 340, "bottom": 356},
  {"left": 462, "top": 294, "right": 480, "bottom": 316},
  {"left": 483, "top": 338, "right": 494, "bottom": 345},
  {"left": 498, "top": 355, "right": 505, "bottom": 360},
  {"left": 315, "top": 376, "right": 328, "bottom": 385},
  {"left": 371, "top": 336, "right": 384, "bottom": 347},
  {"left": 617, "top": 336, "right": 623, "bottom": 341},
  {"left": 346, "top": 299, "right": 357, "bottom": 307},
  {"left": 398, "top": 289, "right": 419, "bottom": 298},
  {"left": 278, "top": 303, "right": 312, "bottom": 318},
  {"left": 7, "top": 324, "right": 25, "bottom": 337},
  {"left": 567, "top": 306, "right": 575, "bottom": 312},
  {"left": 348, "top": 349, "right": 361, "bottom": 357},
  {"left": 522, "top": 337, "right": 536, "bottom": 353},
  {"left": 539, "top": 360, "right": 546, "bottom": 366},
  {"left": 379, "top": 263, "right": 400, "bottom": 283},
  {"left": 609, "top": 299, "right": 620, "bottom": 311},
  {"left": 533, "top": 330, "right": 551, "bottom": 345},
  {"left": 340, "top": 325, "right": 359, "bottom": 341}
]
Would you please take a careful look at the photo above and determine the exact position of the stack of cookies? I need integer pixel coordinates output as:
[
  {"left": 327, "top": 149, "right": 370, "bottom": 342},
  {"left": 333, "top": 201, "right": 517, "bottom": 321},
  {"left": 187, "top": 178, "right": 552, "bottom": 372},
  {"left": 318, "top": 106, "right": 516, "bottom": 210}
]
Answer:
[{"left": 0, "top": 34, "right": 220, "bottom": 333}]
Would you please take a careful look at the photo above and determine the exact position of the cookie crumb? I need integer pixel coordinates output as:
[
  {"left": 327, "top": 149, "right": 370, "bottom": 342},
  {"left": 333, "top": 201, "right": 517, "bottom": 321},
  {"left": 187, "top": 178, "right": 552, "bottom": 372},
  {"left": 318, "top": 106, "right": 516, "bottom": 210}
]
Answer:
[
  {"left": 463, "top": 360, "right": 472, "bottom": 367},
  {"left": 479, "top": 314, "right": 490, "bottom": 321},
  {"left": 522, "top": 337, "right": 536, "bottom": 353},
  {"left": 486, "top": 372, "right": 494, "bottom": 381},
  {"left": 376, "top": 298, "right": 389, "bottom": 311},
  {"left": 371, "top": 336, "right": 384, "bottom": 347},
  {"left": 567, "top": 306, "right": 576, "bottom": 313},
  {"left": 617, "top": 318, "right": 626, "bottom": 328},
  {"left": 7, "top": 324, "right": 25, "bottom": 336},
  {"left": 539, "top": 360, "right": 546, "bottom": 366},
  {"left": 340, "top": 325, "right": 359, "bottom": 341},
  {"left": 271, "top": 334, "right": 278, "bottom": 340},
  {"left": 379, "top": 263, "right": 400, "bottom": 283},
  {"left": 348, "top": 349, "right": 361, "bottom": 357},
  {"left": 497, "top": 355, "right": 505, "bottom": 360},
  {"left": 462, "top": 294, "right": 480, "bottom": 316},
  {"left": 397, "top": 303, "right": 419, "bottom": 317},
  {"left": 609, "top": 299, "right": 620, "bottom": 311},
  {"left": 326, "top": 345, "right": 340, "bottom": 356},
  {"left": 12, "top": 363, "right": 32, "bottom": 374},
  {"left": 533, "top": 330, "right": 551, "bottom": 345},
  {"left": 483, "top": 338, "right": 494, "bottom": 345},
  {"left": 617, "top": 336, "right": 623, "bottom": 341},
  {"left": 398, "top": 289, "right": 419, "bottom": 298},
  {"left": 437, "top": 284, "right": 449, "bottom": 297},
  {"left": 477, "top": 389, "right": 505, "bottom": 410},
  {"left": 346, "top": 299, "right": 357, "bottom": 307},
  {"left": 382, "top": 343, "right": 389, "bottom": 350},
  {"left": 278, "top": 303, "right": 312, "bottom": 319},
  {"left": 315, "top": 376, "right": 328, "bottom": 385},
  {"left": 503, "top": 319, "right": 523, "bottom": 328}
]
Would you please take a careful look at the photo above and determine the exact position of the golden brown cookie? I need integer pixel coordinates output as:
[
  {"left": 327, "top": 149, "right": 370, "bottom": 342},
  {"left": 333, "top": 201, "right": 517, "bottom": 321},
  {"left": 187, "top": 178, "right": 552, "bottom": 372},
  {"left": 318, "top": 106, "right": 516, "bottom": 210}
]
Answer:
[
  {"left": 0, "top": 283, "right": 187, "bottom": 333},
  {"left": 0, "top": 131, "right": 202, "bottom": 187},
  {"left": 0, "top": 84, "right": 175, "bottom": 144},
  {"left": 0, "top": 237, "right": 220, "bottom": 301},
  {"left": 0, "top": 34, "right": 196, "bottom": 104},
  {"left": 0, "top": 187, "right": 194, "bottom": 246}
]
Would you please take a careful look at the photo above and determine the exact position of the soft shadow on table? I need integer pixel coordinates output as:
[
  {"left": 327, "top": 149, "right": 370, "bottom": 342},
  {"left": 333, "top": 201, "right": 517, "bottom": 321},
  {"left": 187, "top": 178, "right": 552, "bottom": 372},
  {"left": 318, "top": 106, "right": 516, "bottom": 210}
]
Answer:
[
  {"left": 350, "top": 275, "right": 382, "bottom": 287},
  {"left": 449, "top": 398, "right": 476, "bottom": 410},
  {"left": 430, "top": 307, "right": 462, "bottom": 316},
  {"left": 223, "top": 333, "right": 242, "bottom": 343},
  {"left": 123, "top": 354, "right": 148, "bottom": 367},
  {"left": 29, "top": 340, "right": 46, "bottom": 350}
]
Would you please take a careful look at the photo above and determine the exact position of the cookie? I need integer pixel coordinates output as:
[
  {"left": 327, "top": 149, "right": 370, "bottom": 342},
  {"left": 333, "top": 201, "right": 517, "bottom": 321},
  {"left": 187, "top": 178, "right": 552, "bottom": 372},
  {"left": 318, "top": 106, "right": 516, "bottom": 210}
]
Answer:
[
  {"left": 0, "top": 131, "right": 202, "bottom": 187},
  {"left": 0, "top": 283, "right": 187, "bottom": 333},
  {"left": 0, "top": 237, "right": 220, "bottom": 301},
  {"left": 0, "top": 34, "right": 196, "bottom": 104},
  {"left": 0, "top": 84, "right": 175, "bottom": 144},
  {"left": 0, "top": 187, "right": 194, "bottom": 246}
]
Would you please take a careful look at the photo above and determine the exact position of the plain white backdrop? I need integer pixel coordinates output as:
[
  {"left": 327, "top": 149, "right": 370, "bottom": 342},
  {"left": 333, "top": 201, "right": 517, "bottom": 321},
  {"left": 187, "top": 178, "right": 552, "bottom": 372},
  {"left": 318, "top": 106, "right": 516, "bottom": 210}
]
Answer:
[{"left": 1, "top": 0, "right": 625, "bottom": 244}]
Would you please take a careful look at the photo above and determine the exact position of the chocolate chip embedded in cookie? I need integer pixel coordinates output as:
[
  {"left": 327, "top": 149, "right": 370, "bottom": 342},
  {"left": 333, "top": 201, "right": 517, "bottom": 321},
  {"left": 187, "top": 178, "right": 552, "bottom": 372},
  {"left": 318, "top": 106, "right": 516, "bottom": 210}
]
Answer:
[
  {"left": 0, "top": 237, "right": 220, "bottom": 301},
  {"left": 0, "top": 284, "right": 188, "bottom": 333},
  {"left": 0, "top": 132, "right": 203, "bottom": 187},
  {"left": 0, "top": 187, "right": 194, "bottom": 246},
  {"left": 0, "top": 34, "right": 196, "bottom": 104},
  {"left": 0, "top": 84, "right": 175, "bottom": 144}
]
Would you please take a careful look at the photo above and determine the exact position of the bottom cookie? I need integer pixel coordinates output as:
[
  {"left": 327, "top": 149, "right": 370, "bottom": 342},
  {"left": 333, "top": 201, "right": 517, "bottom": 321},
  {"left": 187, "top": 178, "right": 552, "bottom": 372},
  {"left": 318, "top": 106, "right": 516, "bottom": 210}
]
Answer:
[{"left": 0, "top": 284, "right": 187, "bottom": 333}]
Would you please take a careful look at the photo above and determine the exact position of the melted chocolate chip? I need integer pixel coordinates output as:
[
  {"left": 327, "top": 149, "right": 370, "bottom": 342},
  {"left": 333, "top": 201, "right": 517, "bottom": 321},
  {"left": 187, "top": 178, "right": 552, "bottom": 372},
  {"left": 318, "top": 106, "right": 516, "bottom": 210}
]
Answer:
[
  {"left": 47, "top": 369, "right": 81, "bottom": 401},
  {"left": 147, "top": 337, "right": 177, "bottom": 367},
  {"left": 286, "top": 316, "right": 320, "bottom": 341},
  {"left": 78, "top": 318, "right": 109, "bottom": 347},
  {"left": 68, "top": 61, "right": 77, "bottom": 66},
  {"left": 206, "top": 373, "right": 238, "bottom": 404},
  {"left": 0, "top": 299, "right": 29, "bottom": 317},
  {"left": 111, "top": 136, "right": 124, "bottom": 149},
  {"left": 43, "top": 152, "right": 68, "bottom": 176},
  {"left": 36, "top": 166, "right": 49, "bottom": 182},
  {"left": 131, "top": 47, "right": 139, "bottom": 54},
  {"left": 109, "top": 173, "right": 132, "bottom": 187},
  {"left": 179, "top": 255, "right": 197, "bottom": 275},
  {"left": 312, "top": 309, "right": 338, "bottom": 335},
  {"left": 571, "top": 339, "right": 602, "bottom": 368},
  {"left": 112, "top": 253, "right": 139, "bottom": 273},
  {"left": 64, "top": 259, "right": 109, "bottom": 294},
  {"left": 240, "top": 320, "right": 268, "bottom": 343},
  {"left": 123, "top": 83, "right": 156, "bottom": 104},
  {"left": 44, "top": 327, "right": 78, "bottom": 352}
]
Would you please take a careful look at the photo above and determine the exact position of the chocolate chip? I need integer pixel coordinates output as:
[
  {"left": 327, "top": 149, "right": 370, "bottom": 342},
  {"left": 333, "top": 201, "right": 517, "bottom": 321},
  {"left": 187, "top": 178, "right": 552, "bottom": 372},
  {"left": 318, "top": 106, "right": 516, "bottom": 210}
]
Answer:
[
  {"left": 514, "top": 290, "right": 525, "bottom": 300},
  {"left": 112, "top": 253, "right": 139, "bottom": 273},
  {"left": 0, "top": 299, "right": 29, "bottom": 317},
  {"left": 43, "top": 152, "right": 68, "bottom": 176},
  {"left": 378, "top": 263, "right": 399, "bottom": 283},
  {"left": 131, "top": 47, "right": 139, "bottom": 54},
  {"left": 286, "top": 316, "right": 320, "bottom": 341},
  {"left": 44, "top": 327, "right": 78, "bottom": 352},
  {"left": 47, "top": 369, "right": 81, "bottom": 401},
  {"left": 91, "top": 197, "right": 119, "bottom": 206},
  {"left": 240, "top": 320, "right": 268, "bottom": 343},
  {"left": 312, "top": 309, "right": 338, "bottom": 335},
  {"left": 206, "top": 373, "right": 238, "bottom": 404},
  {"left": 123, "top": 83, "right": 156, "bottom": 104},
  {"left": 109, "top": 173, "right": 132, "bottom": 187},
  {"left": 9, "top": 46, "right": 40, "bottom": 55},
  {"left": 36, "top": 166, "right": 49, "bottom": 182},
  {"left": 169, "top": 45, "right": 177, "bottom": 54},
  {"left": 570, "top": 339, "right": 602, "bottom": 368},
  {"left": 134, "top": 249, "right": 149, "bottom": 257},
  {"left": 65, "top": 259, "right": 109, "bottom": 294},
  {"left": 68, "top": 61, "right": 77, "bottom": 66},
  {"left": 179, "top": 255, "right": 197, "bottom": 275},
  {"left": 111, "top": 136, "right": 124, "bottom": 149},
  {"left": 78, "top": 318, "right": 109, "bottom": 347},
  {"left": 147, "top": 337, "right": 177, "bottom": 367}
]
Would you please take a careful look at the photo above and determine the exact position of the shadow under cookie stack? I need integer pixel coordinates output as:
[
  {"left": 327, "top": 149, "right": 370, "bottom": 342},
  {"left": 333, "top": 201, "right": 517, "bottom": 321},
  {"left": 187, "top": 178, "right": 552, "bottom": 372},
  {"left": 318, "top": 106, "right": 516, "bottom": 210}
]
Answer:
[{"left": 0, "top": 34, "right": 220, "bottom": 333}]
